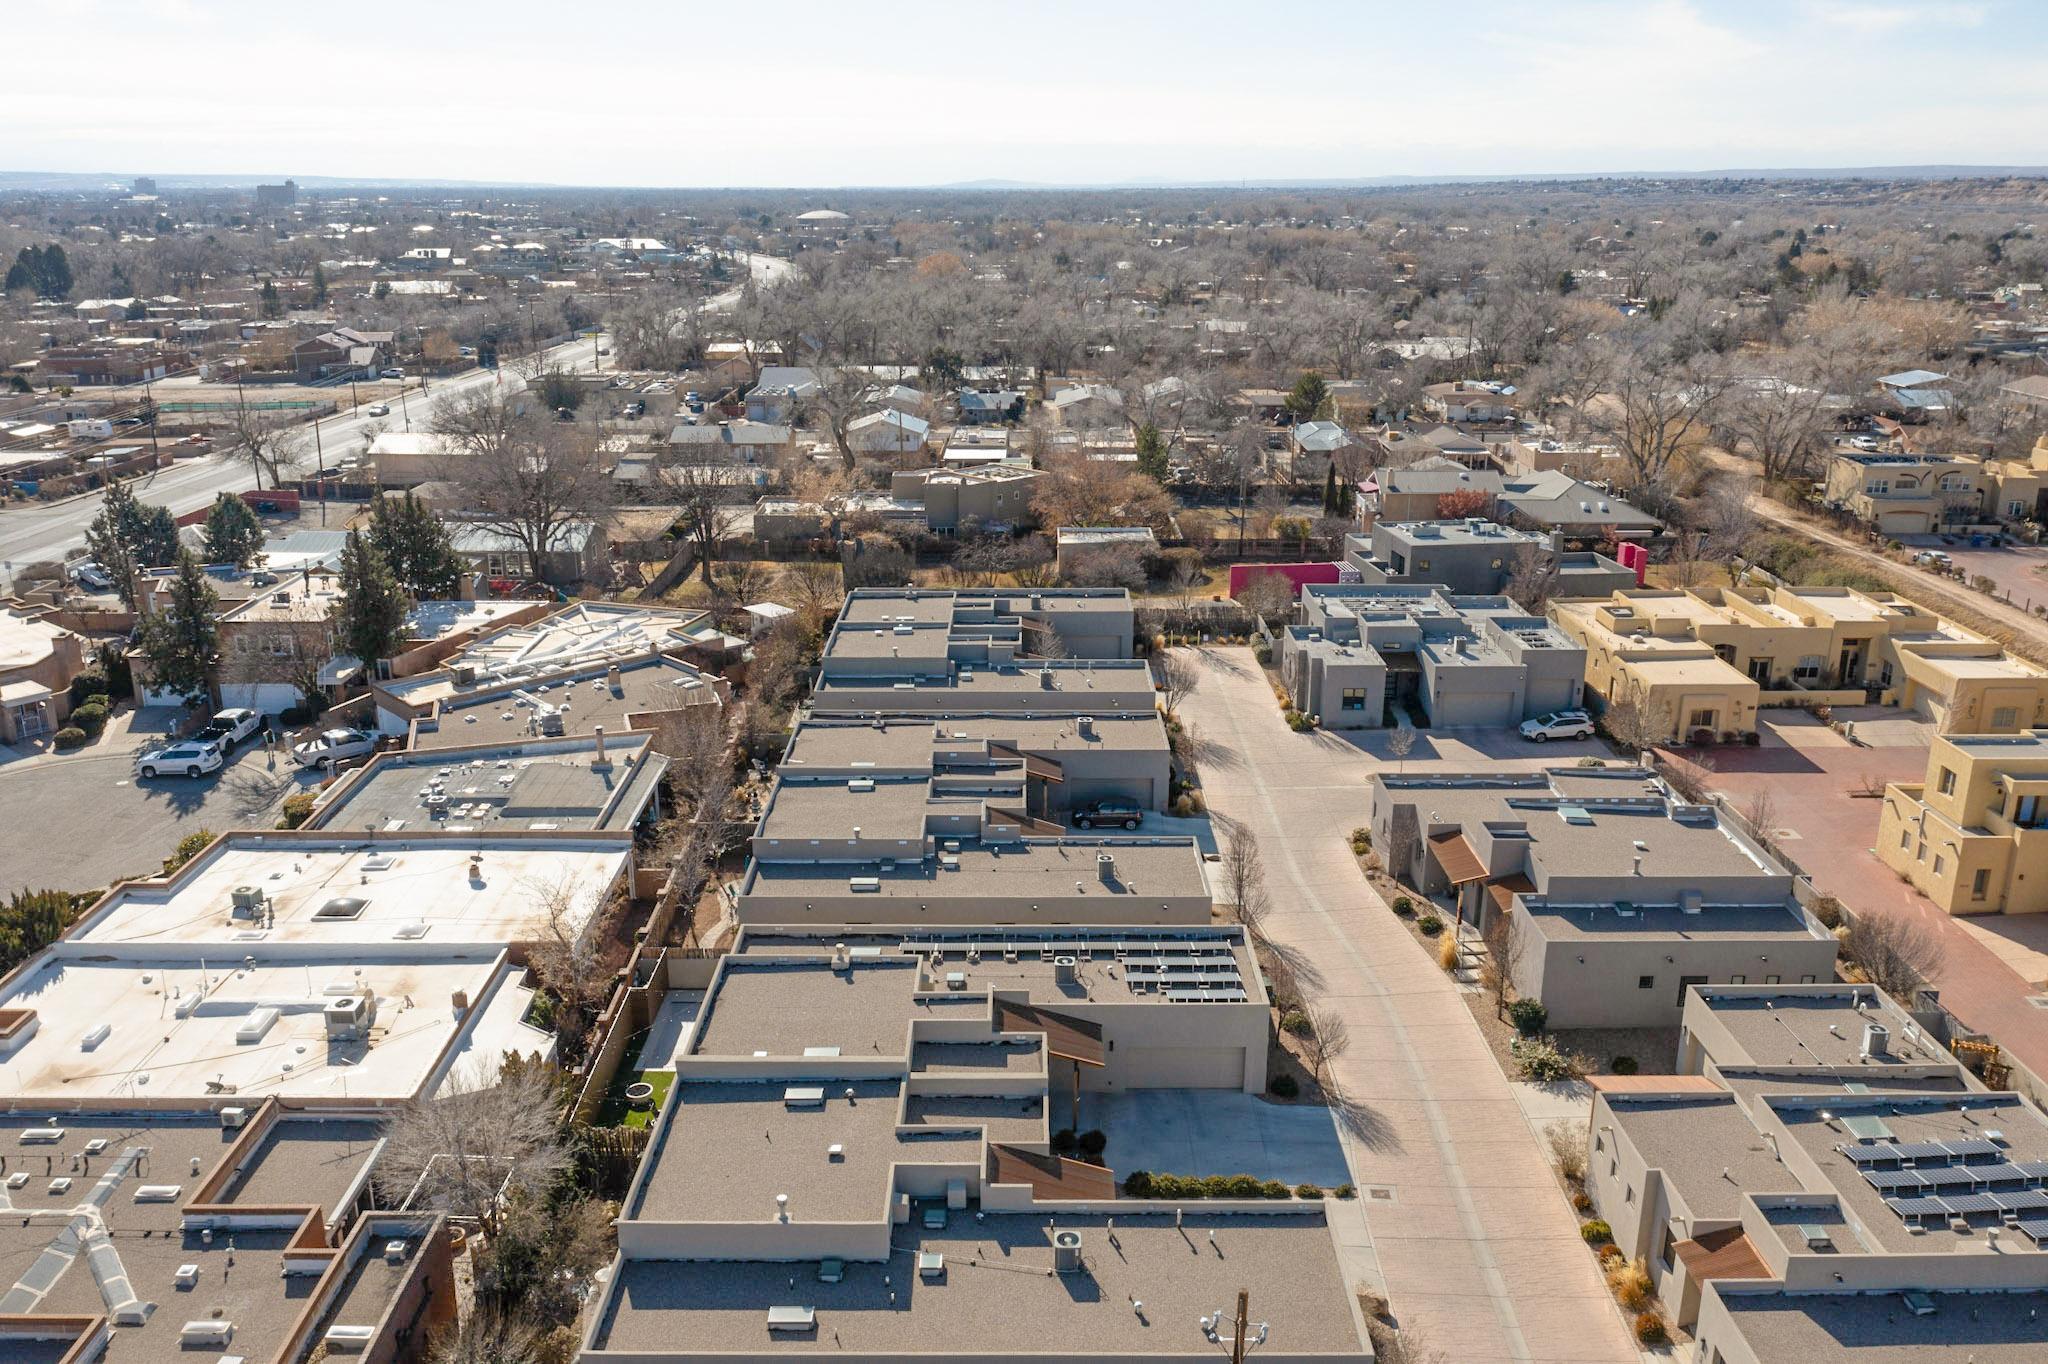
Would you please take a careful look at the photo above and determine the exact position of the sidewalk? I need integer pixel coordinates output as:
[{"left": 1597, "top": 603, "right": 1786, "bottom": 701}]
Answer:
[{"left": 1177, "top": 647, "right": 1639, "bottom": 1364}]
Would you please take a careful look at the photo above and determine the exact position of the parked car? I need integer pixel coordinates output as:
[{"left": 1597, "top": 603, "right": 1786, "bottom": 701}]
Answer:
[
  {"left": 366, "top": 403, "right": 390, "bottom": 416},
  {"left": 622, "top": 400, "right": 646, "bottom": 418},
  {"left": 195, "top": 708, "right": 261, "bottom": 752},
  {"left": 380, "top": 367, "right": 405, "bottom": 379},
  {"left": 1520, "top": 709, "right": 1596, "bottom": 742},
  {"left": 137, "top": 741, "right": 224, "bottom": 779},
  {"left": 1072, "top": 798, "right": 1143, "bottom": 830},
  {"left": 68, "top": 562, "right": 115, "bottom": 592},
  {"left": 1850, "top": 434, "right": 1881, "bottom": 451},
  {"left": 292, "top": 727, "right": 377, "bottom": 769}
]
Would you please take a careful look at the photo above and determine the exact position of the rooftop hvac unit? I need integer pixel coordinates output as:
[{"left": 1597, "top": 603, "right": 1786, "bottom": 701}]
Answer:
[
  {"left": 220, "top": 1106, "right": 248, "bottom": 1129},
  {"left": 1051, "top": 1228, "right": 1083, "bottom": 1274},
  {"left": 849, "top": 876, "right": 882, "bottom": 893},
  {"left": 383, "top": 1239, "right": 409, "bottom": 1263},
  {"left": 1862, "top": 1023, "right": 1890, "bottom": 1060},
  {"left": 230, "top": 886, "right": 265, "bottom": 916},
  {"left": 539, "top": 710, "right": 566, "bottom": 736},
  {"left": 452, "top": 664, "right": 477, "bottom": 685},
  {"left": 324, "top": 994, "right": 376, "bottom": 1040},
  {"left": 1053, "top": 956, "right": 1079, "bottom": 985},
  {"left": 180, "top": 1321, "right": 234, "bottom": 1346}
]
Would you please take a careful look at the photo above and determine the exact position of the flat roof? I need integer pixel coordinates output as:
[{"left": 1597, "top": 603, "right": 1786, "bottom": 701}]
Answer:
[
  {"left": 0, "top": 950, "right": 533, "bottom": 1101},
  {"left": 427, "top": 600, "right": 713, "bottom": 684},
  {"left": 1521, "top": 899, "right": 1816, "bottom": 943},
  {"left": 409, "top": 652, "right": 720, "bottom": 743},
  {"left": 402, "top": 596, "right": 540, "bottom": 642},
  {"left": 809, "top": 661, "right": 1155, "bottom": 710},
  {"left": 783, "top": 714, "right": 1165, "bottom": 769},
  {"left": 71, "top": 832, "right": 631, "bottom": 948},
  {"left": 308, "top": 732, "right": 665, "bottom": 833},
  {"left": 1693, "top": 988, "right": 1948, "bottom": 1069},
  {"left": 1712, "top": 1288, "right": 2048, "bottom": 1362},
  {"left": 741, "top": 838, "right": 1209, "bottom": 905},
  {"left": 592, "top": 1211, "right": 1366, "bottom": 1358}
]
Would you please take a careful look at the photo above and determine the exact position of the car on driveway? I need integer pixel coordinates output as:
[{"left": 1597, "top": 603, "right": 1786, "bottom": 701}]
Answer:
[
  {"left": 1519, "top": 709, "right": 1596, "bottom": 742},
  {"left": 195, "top": 708, "right": 261, "bottom": 753},
  {"left": 68, "top": 562, "right": 115, "bottom": 592},
  {"left": 292, "top": 727, "right": 377, "bottom": 769},
  {"left": 1072, "top": 798, "right": 1143, "bottom": 830},
  {"left": 137, "top": 741, "right": 224, "bottom": 779}
]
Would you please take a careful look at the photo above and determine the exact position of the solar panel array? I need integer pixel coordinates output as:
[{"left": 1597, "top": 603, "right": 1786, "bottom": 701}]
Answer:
[
  {"left": 1840, "top": 1135, "right": 2048, "bottom": 1235},
  {"left": 1840, "top": 1137, "right": 2005, "bottom": 1165}
]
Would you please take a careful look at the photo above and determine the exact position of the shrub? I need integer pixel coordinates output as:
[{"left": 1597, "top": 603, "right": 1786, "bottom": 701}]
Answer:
[
  {"left": 1610, "top": 1055, "right": 1639, "bottom": 1075},
  {"left": 277, "top": 791, "right": 318, "bottom": 830},
  {"left": 1596, "top": 1241, "right": 1624, "bottom": 1264},
  {"left": 1293, "top": 1183, "right": 1324, "bottom": 1199},
  {"left": 1121, "top": 1170, "right": 1153, "bottom": 1197},
  {"left": 1633, "top": 1312, "right": 1668, "bottom": 1346},
  {"left": 1545, "top": 1121, "right": 1588, "bottom": 1184},
  {"left": 1437, "top": 932, "right": 1460, "bottom": 972},
  {"left": 1077, "top": 1129, "right": 1107, "bottom": 1159},
  {"left": 1506, "top": 998, "right": 1548, "bottom": 1036},
  {"left": 1332, "top": 1182, "right": 1355, "bottom": 1198},
  {"left": 1607, "top": 1257, "right": 1653, "bottom": 1310},
  {"left": 1285, "top": 709, "right": 1308, "bottom": 731},
  {"left": 1810, "top": 893, "right": 1844, "bottom": 928},
  {"left": 52, "top": 727, "right": 87, "bottom": 751},
  {"left": 1269, "top": 1073, "right": 1299, "bottom": 1099},
  {"left": 279, "top": 705, "right": 310, "bottom": 727},
  {"left": 1513, "top": 1037, "right": 1577, "bottom": 1082},
  {"left": 1351, "top": 827, "right": 1372, "bottom": 849},
  {"left": 1579, "top": 1218, "right": 1612, "bottom": 1245},
  {"left": 1281, "top": 1009, "right": 1312, "bottom": 1036},
  {"left": 1173, "top": 793, "right": 1196, "bottom": 816},
  {"left": 1259, "top": 1180, "right": 1291, "bottom": 1199},
  {"left": 68, "top": 703, "right": 107, "bottom": 736},
  {"left": 1391, "top": 895, "right": 1414, "bottom": 916},
  {"left": 1050, "top": 1128, "right": 1077, "bottom": 1156},
  {"left": 68, "top": 670, "right": 109, "bottom": 707},
  {"left": 1573, "top": 1191, "right": 1593, "bottom": 1212},
  {"left": 161, "top": 829, "right": 215, "bottom": 875},
  {"left": 1417, "top": 914, "right": 1444, "bottom": 936},
  {"left": 1576, "top": 755, "right": 1605, "bottom": 767},
  {"left": 1252, "top": 642, "right": 1272, "bottom": 665}
]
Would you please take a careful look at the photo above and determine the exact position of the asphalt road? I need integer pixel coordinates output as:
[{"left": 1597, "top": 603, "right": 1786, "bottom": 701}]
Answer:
[{"left": 0, "top": 250, "right": 791, "bottom": 581}]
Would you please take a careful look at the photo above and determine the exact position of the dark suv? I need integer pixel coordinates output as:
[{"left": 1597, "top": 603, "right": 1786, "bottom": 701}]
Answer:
[{"left": 1072, "top": 799, "right": 1143, "bottom": 830}]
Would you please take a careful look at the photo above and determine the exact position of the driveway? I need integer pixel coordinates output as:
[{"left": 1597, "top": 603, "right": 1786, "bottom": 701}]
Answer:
[
  {"left": 1178, "top": 647, "right": 1638, "bottom": 1364},
  {"left": 1903, "top": 539, "right": 2048, "bottom": 614},
  {"left": 0, "top": 708, "right": 319, "bottom": 892},
  {"left": 1078, "top": 1089, "right": 1352, "bottom": 1189},
  {"left": 1661, "top": 711, "right": 2048, "bottom": 1085}
]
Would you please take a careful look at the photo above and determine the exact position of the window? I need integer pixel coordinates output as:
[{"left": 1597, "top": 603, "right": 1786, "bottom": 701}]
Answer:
[
  {"left": 2018, "top": 794, "right": 2044, "bottom": 828},
  {"left": 1747, "top": 657, "right": 1772, "bottom": 682},
  {"left": 1341, "top": 688, "right": 1366, "bottom": 712},
  {"left": 1625, "top": 1184, "right": 1635, "bottom": 1204},
  {"left": 1687, "top": 709, "right": 1718, "bottom": 731},
  {"left": 1993, "top": 707, "right": 2019, "bottom": 731},
  {"left": 1867, "top": 480, "right": 1890, "bottom": 494},
  {"left": 1937, "top": 767, "right": 1957, "bottom": 796},
  {"left": 1793, "top": 656, "right": 1823, "bottom": 683},
  {"left": 1800, "top": 974, "right": 1817, "bottom": 983},
  {"left": 1416, "top": 558, "right": 1431, "bottom": 572},
  {"left": 1638, "top": 975, "right": 1656, "bottom": 990},
  {"left": 1658, "top": 1227, "right": 1677, "bottom": 1272},
  {"left": 1917, "top": 840, "right": 1927, "bottom": 862},
  {"left": 1880, "top": 661, "right": 1894, "bottom": 687},
  {"left": 1972, "top": 868, "right": 1992, "bottom": 900},
  {"left": 1932, "top": 854, "right": 1946, "bottom": 876},
  {"left": 1899, "top": 829, "right": 1911, "bottom": 849},
  {"left": 2010, "top": 500, "right": 2026, "bottom": 518},
  {"left": 1765, "top": 974, "right": 1781, "bottom": 984},
  {"left": 1730, "top": 974, "right": 1746, "bottom": 984}
]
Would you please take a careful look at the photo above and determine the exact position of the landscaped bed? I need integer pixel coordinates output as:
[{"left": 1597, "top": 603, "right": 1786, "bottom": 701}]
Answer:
[{"left": 589, "top": 1027, "right": 676, "bottom": 1130}]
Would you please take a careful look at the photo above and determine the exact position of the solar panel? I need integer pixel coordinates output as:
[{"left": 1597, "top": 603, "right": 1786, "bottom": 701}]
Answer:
[
  {"left": 2018, "top": 1161, "right": 2048, "bottom": 1181},
  {"left": 1887, "top": 1141, "right": 1955, "bottom": 1162},
  {"left": 1943, "top": 1138, "right": 2005, "bottom": 1160},
  {"left": 1941, "top": 1193, "right": 2002, "bottom": 1217},
  {"left": 1919, "top": 1166, "right": 1982, "bottom": 1189},
  {"left": 2018, "top": 1217, "right": 2048, "bottom": 1247},
  {"left": 1841, "top": 1142, "right": 1903, "bottom": 1165},
  {"left": 1884, "top": 1195, "right": 1950, "bottom": 1219},
  {"left": 1966, "top": 1162, "right": 2027, "bottom": 1185},
  {"left": 1994, "top": 1190, "right": 2048, "bottom": 1214},
  {"left": 1863, "top": 1169, "right": 1927, "bottom": 1192}
]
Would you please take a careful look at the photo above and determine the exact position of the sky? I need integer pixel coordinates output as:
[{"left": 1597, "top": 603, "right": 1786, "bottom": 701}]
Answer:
[{"left": 6, "top": 0, "right": 2047, "bottom": 187}]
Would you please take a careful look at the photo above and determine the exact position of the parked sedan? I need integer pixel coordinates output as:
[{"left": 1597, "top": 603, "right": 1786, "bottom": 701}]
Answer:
[
  {"left": 1519, "top": 709, "right": 1596, "bottom": 743},
  {"left": 366, "top": 403, "right": 390, "bottom": 416},
  {"left": 292, "top": 727, "right": 377, "bottom": 769},
  {"left": 137, "top": 741, "right": 224, "bottom": 779}
]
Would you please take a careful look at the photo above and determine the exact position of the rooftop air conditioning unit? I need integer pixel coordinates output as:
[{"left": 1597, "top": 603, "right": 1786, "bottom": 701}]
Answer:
[
  {"left": 230, "top": 886, "right": 265, "bottom": 916},
  {"left": 180, "top": 1321, "right": 234, "bottom": 1346},
  {"left": 324, "top": 1323, "right": 376, "bottom": 1352},
  {"left": 220, "top": 1107, "right": 248, "bottom": 1129}
]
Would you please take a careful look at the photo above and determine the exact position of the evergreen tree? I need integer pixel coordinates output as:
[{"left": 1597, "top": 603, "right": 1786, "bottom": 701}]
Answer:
[
  {"left": 1284, "top": 370, "right": 1331, "bottom": 422},
  {"left": 311, "top": 262, "right": 329, "bottom": 305},
  {"left": 137, "top": 550, "right": 220, "bottom": 706},
  {"left": 84, "top": 482, "right": 181, "bottom": 606},
  {"left": 333, "top": 530, "right": 409, "bottom": 669},
  {"left": 201, "top": 492, "right": 265, "bottom": 567},
  {"left": 259, "top": 279, "right": 283, "bottom": 318},
  {"left": 4, "top": 244, "right": 73, "bottom": 299},
  {"left": 368, "top": 492, "right": 466, "bottom": 599},
  {"left": 1322, "top": 463, "right": 1338, "bottom": 516},
  {"left": 1134, "top": 423, "right": 1170, "bottom": 483}
]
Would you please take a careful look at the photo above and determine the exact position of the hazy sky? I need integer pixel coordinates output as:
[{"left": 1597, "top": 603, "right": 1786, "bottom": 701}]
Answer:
[{"left": 8, "top": 0, "right": 2045, "bottom": 186}]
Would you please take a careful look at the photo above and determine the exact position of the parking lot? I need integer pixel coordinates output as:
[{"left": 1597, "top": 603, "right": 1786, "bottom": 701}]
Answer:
[
  {"left": 0, "top": 709, "right": 320, "bottom": 892},
  {"left": 1663, "top": 708, "right": 2048, "bottom": 1083}
]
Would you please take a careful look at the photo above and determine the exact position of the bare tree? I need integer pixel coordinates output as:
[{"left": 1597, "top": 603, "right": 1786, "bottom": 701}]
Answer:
[
  {"left": 523, "top": 874, "right": 615, "bottom": 1053},
  {"left": 1482, "top": 908, "right": 1524, "bottom": 1018},
  {"left": 1842, "top": 912, "right": 1943, "bottom": 1001},
  {"left": 648, "top": 455, "right": 746, "bottom": 587},
  {"left": 1387, "top": 722, "right": 1417, "bottom": 774},
  {"left": 1238, "top": 569, "right": 1296, "bottom": 629},
  {"left": 429, "top": 1308, "right": 549, "bottom": 1364},
  {"left": 1221, "top": 827, "right": 1270, "bottom": 943},
  {"left": 1152, "top": 648, "right": 1200, "bottom": 717},
  {"left": 375, "top": 1056, "right": 568, "bottom": 1238},
  {"left": 1503, "top": 544, "right": 1562, "bottom": 615},
  {"left": 777, "top": 560, "right": 846, "bottom": 633},
  {"left": 1602, "top": 692, "right": 1670, "bottom": 756},
  {"left": 432, "top": 389, "right": 614, "bottom": 585},
  {"left": 226, "top": 398, "right": 308, "bottom": 490},
  {"left": 1300, "top": 1004, "right": 1352, "bottom": 1093}
]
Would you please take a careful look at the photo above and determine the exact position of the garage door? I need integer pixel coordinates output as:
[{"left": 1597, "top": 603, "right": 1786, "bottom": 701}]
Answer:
[{"left": 1119, "top": 1047, "right": 1245, "bottom": 1088}]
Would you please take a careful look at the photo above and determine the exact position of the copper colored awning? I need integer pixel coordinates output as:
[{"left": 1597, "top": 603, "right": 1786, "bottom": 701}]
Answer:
[
  {"left": 1486, "top": 873, "right": 1538, "bottom": 918},
  {"left": 1428, "top": 831, "right": 1488, "bottom": 884},
  {"left": 995, "top": 999, "right": 1105, "bottom": 1067},
  {"left": 988, "top": 1144, "right": 1116, "bottom": 1200}
]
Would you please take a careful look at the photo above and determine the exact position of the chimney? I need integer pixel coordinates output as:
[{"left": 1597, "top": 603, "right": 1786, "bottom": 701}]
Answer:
[
  {"left": 606, "top": 663, "right": 622, "bottom": 689},
  {"left": 592, "top": 725, "right": 609, "bottom": 768}
]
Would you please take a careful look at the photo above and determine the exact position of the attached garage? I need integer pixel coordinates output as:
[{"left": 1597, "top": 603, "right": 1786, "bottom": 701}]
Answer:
[
  {"left": 1877, "top": 510, "right": 1934, "bottom": 536},
  {"left": 1115, "top": 1046, "right": 1246, "bottom": 1089}
]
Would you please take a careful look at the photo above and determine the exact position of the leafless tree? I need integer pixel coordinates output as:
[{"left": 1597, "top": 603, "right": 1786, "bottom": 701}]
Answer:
[
  {"left": 429, "top": 1307, "right": 550, "bottom": 1364},
  {"left": 1503, "top": 544, "right": 1562, "bottom": 614},
  {"left": 375, "top": 1056, "right": 569, "bottom": 1238},
  {"left": 1602, "top": 692, "right": 1670, "bottom": 756},
  {"left": 1387, "top": 722, "right": 1417, "bottom": 774},
  {"left": 226, "top": 399, "right": 309, "bottom": 491},
  {"left": 648, "top": 455, "right": 746, "bottom": 587},
  {"left": 777, "top": 560, "right": 846, "bottom": 633},
  {"left": 523, "top": 874, "right": 616, "bottom": 1055},
  {"left": 1587, "top": 322, "right": 1732, "bottom": 491},
  {"left": 1064, "top": 541, "right": 1148, "bottom": 590},
  {"left": 1300, "top": 1004, "right": 1352, "bottom": 1093},
  {"left": 431, "top": 388, "right": 614, "bottom": 584},
  {"left": 1842, "top": 912, "right": 1943, "bottom": 1002},
  {"left": 1221, "top": 827, "right": 1270, "bottom": 943},
  {"left": 1238, "top": 569, "right": 1295, "bottom": 629},
  {"left": 1152, "top": 648, "right": 1200, "bottom": 717},
  {"left": 1664, "top": 528, "right": 1711, "bottom": 590},
  {"left": 1482, "top": 908, "right": 1524, "bottom": 1018}
]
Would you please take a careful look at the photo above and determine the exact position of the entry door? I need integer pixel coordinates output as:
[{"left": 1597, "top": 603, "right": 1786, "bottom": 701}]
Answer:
[{"left": 14, "top": 705, "right": 45, "bottom": 739}]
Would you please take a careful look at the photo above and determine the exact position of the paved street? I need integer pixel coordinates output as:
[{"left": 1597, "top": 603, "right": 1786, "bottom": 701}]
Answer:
[
  {"left": 0, "top": 710, "right": 318, "bottom": 892},
  {"left": 1177, "top": 647, "right": 1638, "bottom": 1364}
]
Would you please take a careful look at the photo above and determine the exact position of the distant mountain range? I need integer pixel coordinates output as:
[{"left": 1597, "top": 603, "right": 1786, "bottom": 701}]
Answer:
[{"left": 3, "top": 166, "right": 2046, "bottom": 195}]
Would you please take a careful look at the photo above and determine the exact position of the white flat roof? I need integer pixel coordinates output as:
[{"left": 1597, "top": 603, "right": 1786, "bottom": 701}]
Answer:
[
  {"left": 71, "top": 834, "right": 631, "bottom": 948},
  {"left": 0, "top": 949, "right": 539, "bottom": 1102}
]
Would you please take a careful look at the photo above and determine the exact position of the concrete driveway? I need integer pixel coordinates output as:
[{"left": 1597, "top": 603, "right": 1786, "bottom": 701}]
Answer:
[
  {"left": 1079, "top": 1089, "right": 1352, "bottom": 1189},
  {"left": 0, "top": 708, "right": 319, "bottom": 892},
  {"left": 1177, "top": 647, "right": 1638, "bottom": 1364}
]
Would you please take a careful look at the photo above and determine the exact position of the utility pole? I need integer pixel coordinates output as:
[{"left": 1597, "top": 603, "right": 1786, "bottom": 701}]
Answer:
[{"left": 1231, "top": 1289, "right": 1249, "bottom": 1364}]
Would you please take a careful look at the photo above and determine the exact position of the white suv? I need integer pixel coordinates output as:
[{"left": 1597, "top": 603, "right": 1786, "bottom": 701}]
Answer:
[
  {"left": 1520, "top": 710, "right": 1596, "bottom": 743},
  {"left": 137, "top": 741, "right": 225, "bottom": 779}
]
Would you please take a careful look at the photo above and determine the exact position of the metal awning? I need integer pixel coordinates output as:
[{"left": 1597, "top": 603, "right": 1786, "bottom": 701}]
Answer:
[
  {"left": 1427, "top": 831, "right": 1488, "bottom": 885},
  {"left": 317, "top": 654, "right": 364, "bottom": 686},
  {"left": 0, "top": 681, "right": 52, "bottom": 707}
]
